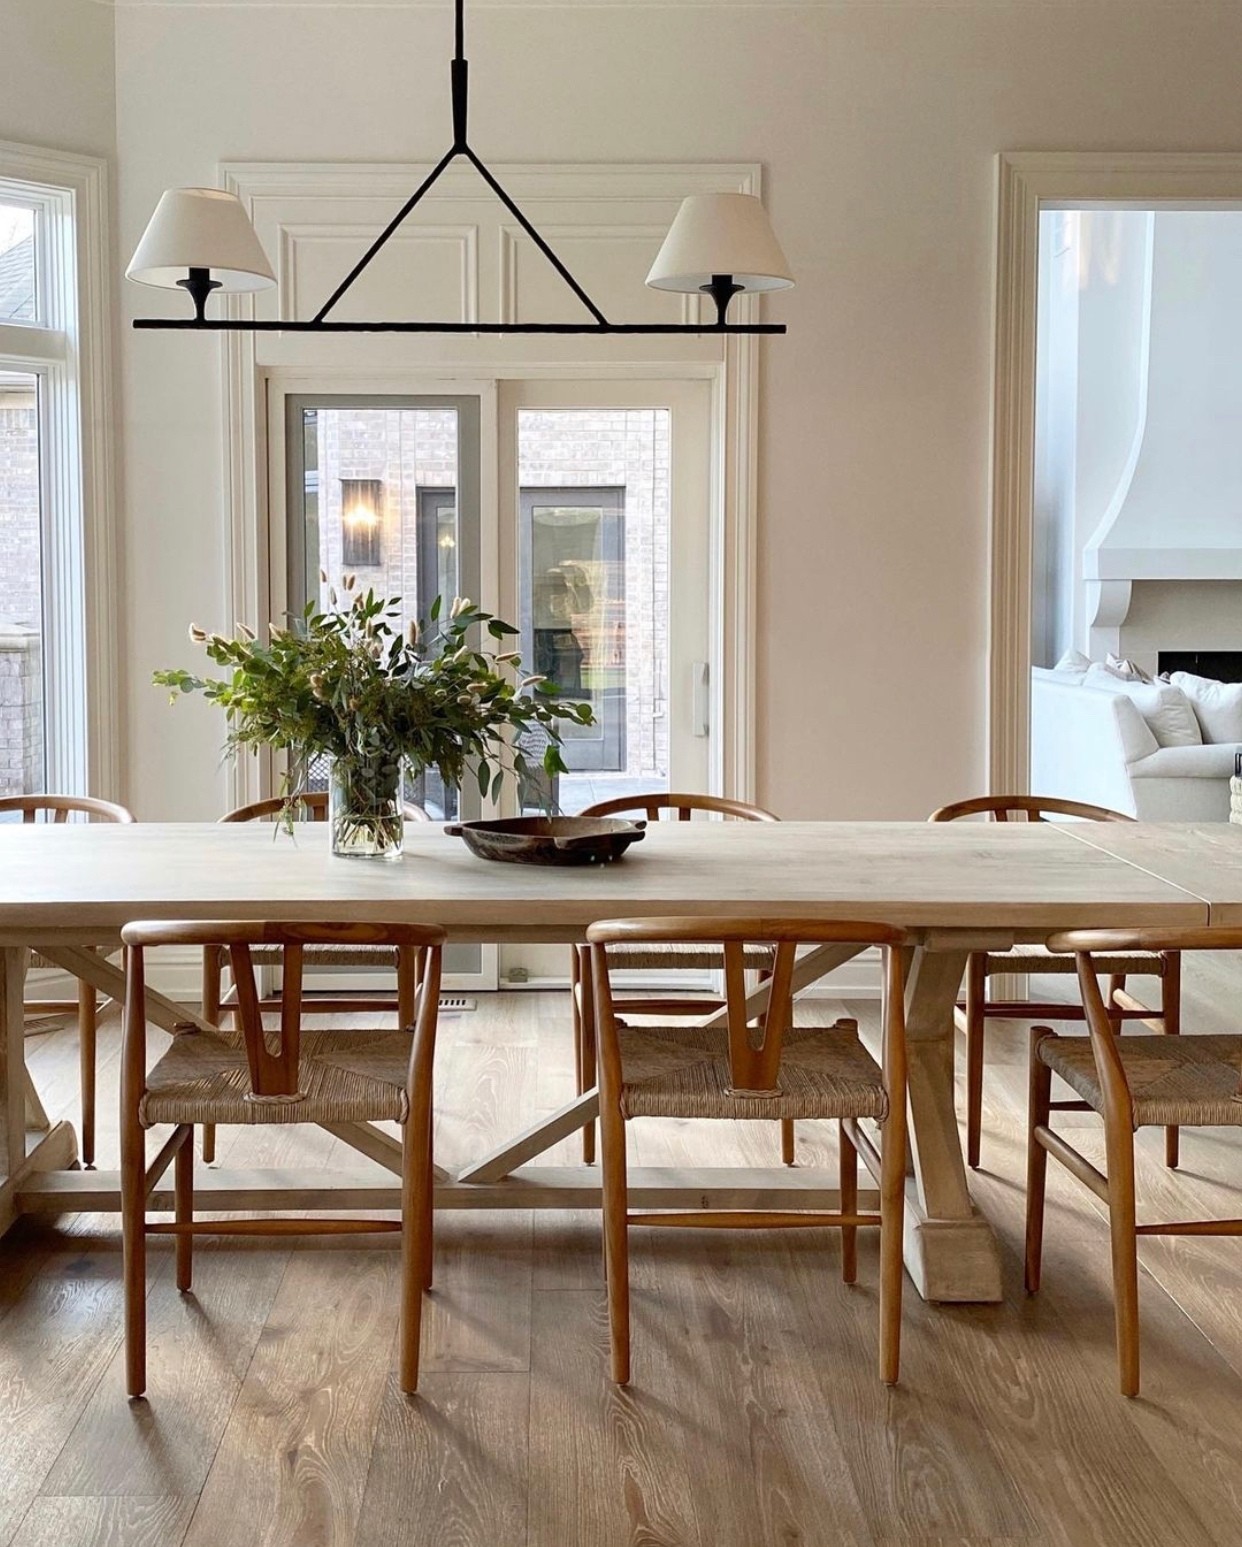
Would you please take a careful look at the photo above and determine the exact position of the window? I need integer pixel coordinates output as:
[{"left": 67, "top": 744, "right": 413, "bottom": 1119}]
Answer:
[
  {"left": 0, "top": 370, "right": 44, "bottom": 795},
  {"left": 0, "top": 203, "right": 37, "bottom": 322},
  {"left": 0, "top": 149, "right": 114, "bottom": 801}
]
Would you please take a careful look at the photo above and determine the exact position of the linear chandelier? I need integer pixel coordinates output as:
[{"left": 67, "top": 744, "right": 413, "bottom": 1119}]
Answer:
[{"left": 126, "top": 0, "right": 791, "bottom": 338}]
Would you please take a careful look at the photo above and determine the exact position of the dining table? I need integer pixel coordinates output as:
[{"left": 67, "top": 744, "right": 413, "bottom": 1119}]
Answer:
[{"left": 2, "top": 816, "right": 1237, "bottom": 1305}]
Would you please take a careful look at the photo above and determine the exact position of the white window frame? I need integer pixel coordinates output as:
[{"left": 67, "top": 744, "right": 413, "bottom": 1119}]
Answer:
[{"left": 0, "top": 141, "right": 117, "bottom": 799}]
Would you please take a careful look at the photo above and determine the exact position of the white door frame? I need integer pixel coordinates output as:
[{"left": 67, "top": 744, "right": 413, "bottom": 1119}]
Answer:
[{"left": 990, "top": 151, "right": 1242, "bottom": 795}]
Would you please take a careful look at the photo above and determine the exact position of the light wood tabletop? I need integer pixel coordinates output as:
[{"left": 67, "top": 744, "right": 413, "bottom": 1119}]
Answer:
[
  {"left": 1062, "top": 820, "right": 1242, "bottom": 923},
  {"left": 0, "top": 818, "right": 1212, "bottom": 941},
  {"left": 0, "top": 818, "right": 1218, "bottom": 1308}
]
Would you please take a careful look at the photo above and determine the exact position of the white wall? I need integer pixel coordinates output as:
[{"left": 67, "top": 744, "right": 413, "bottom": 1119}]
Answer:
[
  {"left": 0, "top": 0, "right": 115, "bottom": 161},
  {"left": 1033, "top": 208, "right": 1152, "bottom": 665},
  {"left": 1117, "top": 581, "right": 1242, "bottom": 678},
  {"left": 106, "top": 1, "right": 1242, "bottom": 819},
  {"left": 1105, "top": 211, "right": 1242, "bottom": 556}
]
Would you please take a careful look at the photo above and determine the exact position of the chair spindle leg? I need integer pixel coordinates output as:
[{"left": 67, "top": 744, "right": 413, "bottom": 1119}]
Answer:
[
  {"left": 839, "top": 1121, "right": 857, "bottom": 1285},
  {"left": 175, "top": 1127, "right": 194, "bottom": 1292}
]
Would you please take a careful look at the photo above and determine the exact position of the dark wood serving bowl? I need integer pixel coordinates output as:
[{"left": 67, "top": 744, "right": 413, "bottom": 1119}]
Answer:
[{"left": 444, "top": 816, "right": 646, "bottom": 866}]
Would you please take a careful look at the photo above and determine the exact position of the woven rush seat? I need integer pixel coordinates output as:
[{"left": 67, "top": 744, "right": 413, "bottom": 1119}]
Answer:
[
  {"left": 220, "top": 942, "right": 403, "bottom": 969},
  {"left": 139, "top": 1025, "right": 414, "bottom": 1127},
  {"left": 1039, "top": 1033, "right": 1242, "bottom": 1128},
  {"left": 617, "top": 1018, "right": 887, "bottom": 1122},
  {"left": 984, "top": 943, "right": 1166, "bottom": 976},
  {"left": 602, "top": 941, "right": 776, "bottom": 973}
]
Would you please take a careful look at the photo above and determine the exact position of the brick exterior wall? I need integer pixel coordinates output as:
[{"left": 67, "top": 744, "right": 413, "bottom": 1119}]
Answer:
[
  {"left": 0, "top": 384, "right": 43, "bottom": 794},
  {"left": 0, "top": 628, "right": 43, "bottom": 795}
]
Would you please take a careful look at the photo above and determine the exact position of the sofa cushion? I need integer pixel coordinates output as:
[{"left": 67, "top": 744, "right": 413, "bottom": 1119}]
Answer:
[
  {"left": 1167, "top": 671, "right": 1242, "bottom": 745},
  {"left": 1083, "top": 665, "right": 1202, "bottom": 748}
]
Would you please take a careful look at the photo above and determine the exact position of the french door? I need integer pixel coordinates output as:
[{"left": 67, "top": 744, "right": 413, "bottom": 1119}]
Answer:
[{"left": 271, "top": 374, "right": 715, "bottom": 988}]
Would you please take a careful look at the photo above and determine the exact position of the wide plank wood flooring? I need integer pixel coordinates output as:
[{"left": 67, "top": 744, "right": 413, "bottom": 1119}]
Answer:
[{"left": 4, "top": 985, "right": 1242, "bottom": 1547}]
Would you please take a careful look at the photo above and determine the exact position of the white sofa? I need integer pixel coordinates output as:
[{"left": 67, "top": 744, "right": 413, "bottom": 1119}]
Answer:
[{"left": 1031, "top": 666, "right": 1238, "bottom": 821}]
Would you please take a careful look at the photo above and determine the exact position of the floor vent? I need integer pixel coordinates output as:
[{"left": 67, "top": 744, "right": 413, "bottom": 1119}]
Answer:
[{"left": 439, "top": 995, "right": 476, "bottom": 1012}]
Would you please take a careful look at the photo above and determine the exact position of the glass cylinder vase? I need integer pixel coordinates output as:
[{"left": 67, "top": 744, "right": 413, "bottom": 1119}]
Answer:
[{"left": 328, "top": 758, "right": 404, "bottom": 860}]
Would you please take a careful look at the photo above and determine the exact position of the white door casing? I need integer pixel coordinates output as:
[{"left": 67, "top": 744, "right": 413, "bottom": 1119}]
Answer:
[{"left": 990, "top": 151, "right": 1242, "bottom": 797}]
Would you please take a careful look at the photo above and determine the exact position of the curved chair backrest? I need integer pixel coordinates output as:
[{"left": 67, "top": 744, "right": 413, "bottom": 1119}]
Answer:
[
  {"left": 221, "top": 792, "right": 431, "bottom": 824},
  {"left": 929, "top": 794, "right": 1133, "bottom": 825},
  {"left": 124, "top": 919, "right": 445, "bottom": 1100},
  {"left": 588, "top": 916, "right": 906, "bottom": 1096},
  {"left": 581, "top": 791, "right": 778, "bottom": 823},
  {"left": 0, "top": 793, "right": 135, "bottom": 824}
]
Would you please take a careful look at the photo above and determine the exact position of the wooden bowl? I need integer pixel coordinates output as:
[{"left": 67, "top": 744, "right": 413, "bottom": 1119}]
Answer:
[{"left": 444, "top": 816, "right": 646, "bottom": 866}]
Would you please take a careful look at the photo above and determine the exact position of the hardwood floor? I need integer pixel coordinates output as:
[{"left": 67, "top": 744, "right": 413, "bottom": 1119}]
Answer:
[{"left": 4, "top": 988, "right": 1242, "bottom": 1546}]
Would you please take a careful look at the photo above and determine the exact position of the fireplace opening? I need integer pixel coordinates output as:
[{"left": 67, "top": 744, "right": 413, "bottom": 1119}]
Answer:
[{"left": 1158, "top": 650, "right": 1242, "bottom": 684}]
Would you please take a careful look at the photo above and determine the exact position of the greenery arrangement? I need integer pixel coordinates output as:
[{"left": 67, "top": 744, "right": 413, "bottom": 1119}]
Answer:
[{"left": 155, "top": 578, "right": 594, "bottom": 851}]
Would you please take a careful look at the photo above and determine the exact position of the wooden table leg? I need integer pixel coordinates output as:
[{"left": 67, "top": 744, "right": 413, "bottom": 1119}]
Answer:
[
  {"left": 1, "top": 947, "right": 25, "bottom": 1185},
  {"left": 0, "top": 946, "right": 80, "bottom": 1237},
  {"left": 902, "top": 946, "right": 1003, "bottom": 1302}
]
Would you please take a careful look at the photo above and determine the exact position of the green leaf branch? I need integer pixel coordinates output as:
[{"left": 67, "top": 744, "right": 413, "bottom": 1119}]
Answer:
[{"left": 154, "top": 579, "right": 595, "bottom": 821}]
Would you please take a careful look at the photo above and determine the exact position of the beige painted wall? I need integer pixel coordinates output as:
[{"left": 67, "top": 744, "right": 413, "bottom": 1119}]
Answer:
[{"left": 63, "top": 2, "right": 1242, "bottom": 817}]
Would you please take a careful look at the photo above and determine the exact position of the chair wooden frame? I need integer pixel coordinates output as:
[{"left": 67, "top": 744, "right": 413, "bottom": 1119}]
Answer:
[
  {"left": 0, "top": 793, "right": 136, "bottom": 1168},
  {"left": 589, "top": 916, "right": 910, "bottom": 1387},
  {"left": 571, "top": 792, "right": 781, "bottom": 1166},
  {"left": 200, "top": 792, "right": 430, "bottom": 1164},
  {"left": 121, "top": 918, "right": 445, "bottom": 1398},
  {"left": 1025, "top": 926, "right": 1242, "bottom": 1398},
  {"left": 930, "top": 795, "right": 1181, "bottom": 1169}
]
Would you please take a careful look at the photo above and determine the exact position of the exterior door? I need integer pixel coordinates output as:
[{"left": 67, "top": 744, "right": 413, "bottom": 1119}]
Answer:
[{"left": 497, "top": 378, "right": 714, "bottom": 984}]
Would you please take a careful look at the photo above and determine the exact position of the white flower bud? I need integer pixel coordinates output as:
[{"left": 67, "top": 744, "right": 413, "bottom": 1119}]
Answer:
[{"left": 450, "top": 595, "right": 471, "bottom": 619}]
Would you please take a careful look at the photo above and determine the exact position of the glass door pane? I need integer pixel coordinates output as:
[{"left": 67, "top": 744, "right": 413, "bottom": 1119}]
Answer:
[
  {"left": 0, "top": 370, "right": 44, "bottom": 809},
  {"left": 290, "top": 395, "right": 480, "bottom": 822},
  {"left": 516, "top": 410, "right": 673, "bottom": 814},
  {"left": 285, "top": 393, "right": 488, "bottom": 983},
  {"left": 500, "top": 381, "right": 712, "bottom": 986}
]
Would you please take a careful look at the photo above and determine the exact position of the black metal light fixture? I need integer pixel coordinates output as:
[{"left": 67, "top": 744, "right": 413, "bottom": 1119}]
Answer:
[{"left": 126, "top": 0, "right": 791, "bottom": 338}]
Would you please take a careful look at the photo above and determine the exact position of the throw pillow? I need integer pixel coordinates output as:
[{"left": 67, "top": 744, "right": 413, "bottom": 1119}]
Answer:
[
  {"left": 1103, "top": 652, "right": 1153, "bottom": 683},
  {"left": 1053, "top": 648, "right": 1091, "bottom": 679},
  {"left": 1083, "top": 664, "right": 1203, "bottom": 747},
  {"left": 1168, "top": 671, "right": 1242, "bottom": 744}
]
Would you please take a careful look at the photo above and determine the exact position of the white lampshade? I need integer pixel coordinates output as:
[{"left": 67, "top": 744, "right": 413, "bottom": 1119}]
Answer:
[
  {"left": 126, "top": 188, "right": 275, "bottom": 292},
  {"left": 646, "top": 193, "right": 793, "bottom": 296}
]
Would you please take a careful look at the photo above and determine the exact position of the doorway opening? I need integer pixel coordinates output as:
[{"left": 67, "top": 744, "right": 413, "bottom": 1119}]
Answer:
[{"left": 1029, "top": 205, "right": 1242, "bottom": 822}]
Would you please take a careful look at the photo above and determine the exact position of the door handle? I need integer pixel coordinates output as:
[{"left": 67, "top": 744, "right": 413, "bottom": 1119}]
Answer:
[{"left": 692, "top": 661, "right": 710, "bottom": 738}]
